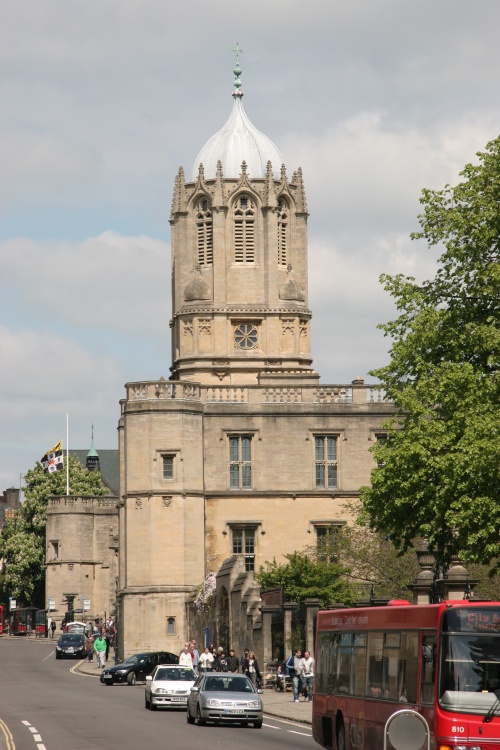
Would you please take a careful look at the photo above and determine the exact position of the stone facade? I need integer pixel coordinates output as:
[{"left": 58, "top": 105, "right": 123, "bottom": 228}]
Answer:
[
  {"left": 45, "top": 495, "right": 118, "bottom": 626},
  {"left": 117, "top": 153, "right": 395, "bottom": 660}
]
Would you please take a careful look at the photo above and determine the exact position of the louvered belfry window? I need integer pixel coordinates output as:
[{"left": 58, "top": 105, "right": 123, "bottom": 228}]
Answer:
[
  {"left": 196, "top": 198, "right": 213, "bottom": 265},
  {"left": 234, "top": 195, "right": 255, "bottom": 263},
  {"left": 277, "top": 199, "right": 288, "bottom": 266}
]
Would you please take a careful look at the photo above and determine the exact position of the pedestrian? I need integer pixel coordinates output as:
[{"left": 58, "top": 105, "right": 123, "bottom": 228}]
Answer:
[
  {"left": 217, "top": 652, "right": 229, "bottom": 672},
  {"left": 85, "top": 631, "right": 94, "bottom": 662},
  {"left": 179, "top": 645, "right": 194, "bottom": 668},
  {"left": 50, "top": 620, "right": 56, "bottom": 640},
  {"left": 227, "top": 649, "right": 239, "bottom": 673},
  {"left": 301, "top": 650, "right": 315, "bottom": 701},
  {"left": 240, "top": 647, "right": 249, "bottom": 673},
  {"left": 242, "top": 650, "right": 261, "bottom": 685},
  {"left": 198, "top": 646, "right": 214, "bottom": 672},
  {"left": 190, "top": 639, "right": 199, "bottom": 673},
  {"left": 94, "top": 632, "right": 107, "bottom": 669},
  {"left": 286, "top": 649, "right": 303, "bottom": 702},
  {"left": 102, "top": 628, "right": 110, "bottom": 662}
]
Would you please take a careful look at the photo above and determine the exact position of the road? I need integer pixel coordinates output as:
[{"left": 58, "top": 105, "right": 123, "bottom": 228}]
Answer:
[{"left": 0, "top": 638, "right": 315, "bottom": 750}]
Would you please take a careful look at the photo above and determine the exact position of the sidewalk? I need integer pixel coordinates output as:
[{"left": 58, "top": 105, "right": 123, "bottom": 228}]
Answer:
[{"left": 77, "top": 660, "right": 312, "bottom": 725}]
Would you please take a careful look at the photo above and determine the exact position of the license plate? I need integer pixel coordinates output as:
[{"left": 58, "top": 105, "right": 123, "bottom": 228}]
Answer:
[
  {"left": 103, "top": 675, "right": 113, "bottom": 681},
  {"left": 170, "top": 697, "right": 185, "bottom": 702},
  {"left": 223, "top": 709, "right": 244, "bottom": 714}
]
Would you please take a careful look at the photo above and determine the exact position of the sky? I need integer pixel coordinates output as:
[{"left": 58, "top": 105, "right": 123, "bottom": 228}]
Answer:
[{"left": 2, "top": 0, "right": 499, "bottom": 491}]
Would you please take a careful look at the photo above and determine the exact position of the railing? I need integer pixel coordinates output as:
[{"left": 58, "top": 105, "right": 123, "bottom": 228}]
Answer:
[{"left": 125, "top": 380, "right": 391, "bottom": 405}]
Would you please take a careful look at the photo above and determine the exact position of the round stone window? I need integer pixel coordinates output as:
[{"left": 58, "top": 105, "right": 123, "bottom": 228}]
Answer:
[{"left": 234, "top": 324, "right": 258, "bottom": 350}]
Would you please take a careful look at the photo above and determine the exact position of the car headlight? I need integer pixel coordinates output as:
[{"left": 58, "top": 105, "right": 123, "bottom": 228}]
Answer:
[
  {"left": 246, "top": 701, "right": 260, "bottom": 708},
  {"left": 153, "top": 688, "right": 169, "bottom": 695},
  {"left": 56, "top": 647, "right": 62, "bottom": 651},
  {"left": 206, "top": 699, "right": 222, "bottom": 707},
  {"left": 116, "top": 669, "right": 128, "bottom": 674}
]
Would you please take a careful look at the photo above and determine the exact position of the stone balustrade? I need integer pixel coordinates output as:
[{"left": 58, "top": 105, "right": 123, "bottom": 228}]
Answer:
[{"left": 125, "top": 380, "right": 390, "bottom": 405}]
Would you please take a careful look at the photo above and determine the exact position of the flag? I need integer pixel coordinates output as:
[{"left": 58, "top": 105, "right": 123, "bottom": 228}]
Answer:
[{"left": 41, "top": 440, "right": 64, "bottom": 473}]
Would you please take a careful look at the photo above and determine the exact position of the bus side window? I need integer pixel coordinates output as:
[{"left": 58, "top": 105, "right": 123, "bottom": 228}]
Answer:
[
  {"left": 421, "top": 634, "right": 437, "bottom": 704},
  {"left": 397, "top": 631, "right": 418, "bottom": 703}
]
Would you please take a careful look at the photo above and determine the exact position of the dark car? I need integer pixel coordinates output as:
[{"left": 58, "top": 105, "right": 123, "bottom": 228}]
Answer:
[
  {"left": 100, "top": 651, "right": 179, "bottom": 686},
  {"left": 55, "top": 632, "right": 86, "bottom": 659}
]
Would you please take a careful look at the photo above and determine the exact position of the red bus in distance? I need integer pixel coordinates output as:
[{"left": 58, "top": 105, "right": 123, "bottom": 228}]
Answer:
[{"left": 313, "top": 600, "right": 500, "bottom": 750}]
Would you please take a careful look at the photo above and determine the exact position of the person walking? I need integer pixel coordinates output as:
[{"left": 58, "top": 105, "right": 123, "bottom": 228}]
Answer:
[
  {"left": 190, "top": 640, "right": 199, "bottom": 673},
  {"left": 94, "top": 632, "right": 107, "bottom": 669},
  {"left": 227, "top": 649, "right": 239, "bottom": 673},
  {"left": 242, "top": 651, "right": 261, "bottom": 685},
  {"left": 179, "top": 645, "right": 194, "bottom": 668},
  {"left": 50, "top": 620, "right": 56, "bottom": 640},
  {"left": 198, "top": 647, "right": 214, "bottom": 672},
  {"left": 301, "top": 650, "right": 315, "bottom": 701},
  {"left": 85, "top": 631, "right": 94, "bottom": 662},
  {"left": 286, "top": 649, "right": 303, "bottom": 702}
]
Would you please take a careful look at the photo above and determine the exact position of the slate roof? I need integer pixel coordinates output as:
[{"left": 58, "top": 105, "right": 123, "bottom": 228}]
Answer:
[{"left": 70, "top": 449, "right": 119, "bottom": 496}]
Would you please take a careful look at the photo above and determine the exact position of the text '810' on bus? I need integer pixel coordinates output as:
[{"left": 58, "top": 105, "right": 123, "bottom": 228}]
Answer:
[{"left": 313, "top": 600, "right": 500, "bottom": 750}]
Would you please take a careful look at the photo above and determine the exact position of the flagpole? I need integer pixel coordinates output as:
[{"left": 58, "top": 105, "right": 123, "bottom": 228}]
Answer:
[{"left": 66, "top": 413, "right": 69, "bottom": 496}]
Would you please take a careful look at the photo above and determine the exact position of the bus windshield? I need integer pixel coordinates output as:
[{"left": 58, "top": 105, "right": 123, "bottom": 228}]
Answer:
[{"left": 440, "top": 619, "right": 500, "bottom": 714}]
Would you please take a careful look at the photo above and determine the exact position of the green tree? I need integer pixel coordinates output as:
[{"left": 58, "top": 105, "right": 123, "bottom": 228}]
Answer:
[
  {"left": 0, "top": 455, "right": 107, "bottom": 607},
  {"left": 361, "top": 137, "right": 500, "bottom": 566},
  {"left": 256, "top": 550, "right": 355, "bottom": 608},
  {"left": 332, "top": 526, "right": 420, "bottom": 601}
]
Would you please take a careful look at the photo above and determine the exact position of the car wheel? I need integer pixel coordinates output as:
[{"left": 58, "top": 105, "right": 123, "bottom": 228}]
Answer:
[
  {"left": 337, "top": 720, "right": 346, "bottom": 750},
  {"left": 56, "top": 653, "right": 60, "bottom": 659},
  {"left": 253, "top": 720, "right": 263, "bottom": 729},
  {"left": 186, "top": 710, "right": 195, "bottom": 725},
  {"left": 196, "top": 706, "right": 206, "bottom": 726},
  {"left": 149, "top": 701, "right": 157, "bottom": 711},
  {"left": 145, "top": 695, "right": 150, "bottom": 709},
  {"left": 127, "top": 672, "right": 137, "bottom": 686}
]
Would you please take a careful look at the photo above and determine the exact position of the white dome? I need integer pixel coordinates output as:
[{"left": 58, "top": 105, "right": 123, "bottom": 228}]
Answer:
[{"left": 190, "top": 93, "right": 284, "bottom": 182}]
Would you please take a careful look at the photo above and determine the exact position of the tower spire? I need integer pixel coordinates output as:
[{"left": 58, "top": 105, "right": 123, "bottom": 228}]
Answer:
[
  {"left": 232, "top": 42, "right": 243, "bottom": 98},
  {"left": 86, "top": 424, "right": 100, "bottom": 472}
]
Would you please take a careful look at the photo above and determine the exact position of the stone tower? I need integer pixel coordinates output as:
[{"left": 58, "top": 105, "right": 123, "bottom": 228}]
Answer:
[
  {"left": 117, "top": 52, "right": 393, "bottom": 659},
  {"left": 169, "top": 50, "right": 317, "bottom": 386}
]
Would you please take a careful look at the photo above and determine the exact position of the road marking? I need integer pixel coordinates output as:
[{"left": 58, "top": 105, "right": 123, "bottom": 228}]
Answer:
[
  {"left": 263, "top": 723, "right": 280, "bottom": 729},
  {"left": 20, "top": 720, "right": 47, "bottom": 750},
  {"left": 288, "top": 729, "right": 312, "bottom": 736},
  {"left": 21, "top": 722, "right": 30, "bottom": 726},
  {"left": 33, "top": 736, "right": 42, "bottom": 742},
  {"left": 0, "top": 718, "right": 15, "bottom": 750},
  {"left": 29, "top": 727, "right": 37, "bottom": 733},
  {"left": 70, "top": 659, "right": 86, "bottom": 675},
  {"left": 42, "top": 652, "right": 54, "bottom": 662}
]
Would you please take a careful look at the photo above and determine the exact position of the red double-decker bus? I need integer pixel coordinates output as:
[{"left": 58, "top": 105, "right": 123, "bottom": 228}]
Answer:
[{"left": 313, "top": 599, "right": 500, "bottom": 750}]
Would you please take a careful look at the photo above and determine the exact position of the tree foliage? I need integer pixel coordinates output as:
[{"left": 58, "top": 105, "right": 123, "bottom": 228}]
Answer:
[
  {"left": 361, "top": 137, "right": 500, "bottom": 566},
  {"left": 333, "top": 526, "right": 420, "bottom": 601},
  {"left": 0, "top": 456, "right": 107, "bottom": 607},
  {"left": 256, "top": 549, "right": 355, "bottom": 608}
]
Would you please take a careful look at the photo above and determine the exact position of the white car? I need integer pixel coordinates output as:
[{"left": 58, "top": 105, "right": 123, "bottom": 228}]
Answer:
[{"left": 145, "top": 665, "right": 196, "bottom": 710}]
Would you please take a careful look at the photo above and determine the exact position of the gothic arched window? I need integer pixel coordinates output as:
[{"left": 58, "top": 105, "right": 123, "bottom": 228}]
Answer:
[
  {"left": 233, "top": 194, "right": 255, "bottom": 263},
  {"left": 277, "top": 198, "right": 288, "bottom": 266},
  {"left": 196, "top": 198, "right": 213, "bottom": 265}
]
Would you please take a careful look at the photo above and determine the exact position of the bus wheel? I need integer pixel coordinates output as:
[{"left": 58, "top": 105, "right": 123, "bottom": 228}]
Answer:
[{"left": 337, "top": 720, "right": 346, "bottom": 750}]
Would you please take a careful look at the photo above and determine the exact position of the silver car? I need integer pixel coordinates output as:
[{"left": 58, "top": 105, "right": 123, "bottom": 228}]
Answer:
[
  {"left": 186, "top": 673, "right": 263, "bottom": 728},
  {"left": 145, "top": 665, "right": 195, "bottom": 710}
]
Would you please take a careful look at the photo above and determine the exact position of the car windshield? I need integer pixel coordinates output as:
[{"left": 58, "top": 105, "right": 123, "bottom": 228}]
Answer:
[
  {"left": 60, "top": 634, "right": 83, "bottom": 643},
  {"left": 122, "top": 654, "right": 148, "bottom": 665},
  {"left": 155, "top": 668, "right": 195, "bottom": 681},
  {"left": 203, "top": 676, "right": 255, "bottom": 693}
]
